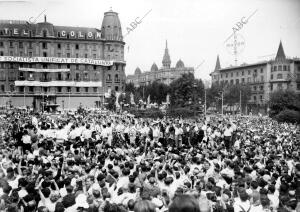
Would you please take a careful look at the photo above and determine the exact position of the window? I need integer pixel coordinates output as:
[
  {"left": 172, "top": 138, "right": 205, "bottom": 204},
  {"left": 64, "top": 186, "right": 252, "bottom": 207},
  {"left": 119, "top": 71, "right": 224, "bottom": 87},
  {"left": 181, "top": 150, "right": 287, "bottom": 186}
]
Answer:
[
  {"left": 107, "top": 74, "right": 111, "bottom": 81},
  {"left": 57, "top": 87, "right": 62, "bottom": 93},
  {"left": 84, "top": 73, "right": 88, "bottom": 80},
  {"left": 115, "top": 74, "right": 119, "bottom": 82},
  {"left": 260, "top": 85, "right": 263, "bottom": 91},
  {"left": 283, "top": 65, "right": 287, "bottom": 71},
  {"left": 0, "top": 85, "right": 4, "bottom": 92},
  {"left": 242, "top": 71, "right": 244, "bottom": 76},
  {"left": 76, "top": 53, "right": 79, "bottom": 58},
  {"left": 270, "top": 84, "right": 273, "bottom": 91},
  {"left": 57, "top": 73, "right": 62, "bottom": 80},
  {"left": 274, "top": 66, "right": 277, "bottom": 71},
  {"left": 19, "top": 86, "right": 24, "bottom": 92},
  {"left": 76, "top": 65, "right": 79, "bottom": 70},
  {"left": 76, "top": 87, "right": 80, "bottom": 92},
  {"left": 230, "top": 79, "right": 234, "bottom": 84},
  {"left": 42, "top": 42, "right": 47, "bottom": 49},
  {"left": 93, "top": 87, "right": 97, "bottom": 93},
  {"left": 85, "top": 87, "right": 88, "bottom": 92},
  {"left": 253, "top": 86, "right": 257, "bottom": 91},
  {"left": 93, "top": 54, "right": 96, "bottom": 59},
  {"left": 67, "top": 87, "right": 71, "bottom": 92},
  {"left": 66, "top": 73, "right": 70, "bottom": 80},
  {"left": 28, "top": 42, "right": 32, "bottom": 49},
  {"left": 43, "top": 52, "right": 47, "bottom": 57},
  {"left": 278, "top": 83, "right": 282, "bottom": 89},
  {"left": 93, "top": 65, "right": 97, "bottom": 71},
  {"left": 75, "top": 44, "right": 79, "bottom": 50},
  {"left": 260, "top": 68, "right": 263, "bottom": 73},
  {"left": 66, "top": 44, "right": 70, "bottom": 50},
  {"left": 0, "top": 51, "right": 3, "bottom": 56},
  {"left": 67, "top": 53, "right": 70, "bottom": 58},
  {"left": 253, "top": 96, "right": 256, "bottom": 101},
  {"left": 297, "top": 83, "right": 300, "bottom": 90},
  {"left": 67, "top": 64, "right": 70, "bottom": 69},
  {"left": 278, "top": 65, "right": 282, "bottom": 71},
  {"left": 57, "top": 43, "right": 61, "bottom": 49},
  {"left": 29, "top": 86, "right": 34, "bottom": 93},
  {"left": 248, "top": 70, "right": 251, "bottom": 75},
  {"left": 9, "top": 41, "right": 13, "bottom": 48},
  {"left": 231, "top": 72, "right": 233, "bottom": 77},
  {"left": 225, "top": 73, "right": 228, "bottom": 78},
  {"left": 29, "top": 52, "right": 32, "bottom": 57},
  {"left": 0, "top": 42, "right": 3, "bottom": 47},
  {"left": 76, "top": 73, "right": 80, "bottom": 81},
  {"left": 236, "top": 72, "right": 239, "bottom": 77},
  {"left": 85, "top": 54, "right": 88, "bottom": 58},
  {"left": 43, "top": 30, "right": 47, "bottom": 37},
  {"left": 58, "top": 53, "right": 61, "bottom": 57},
  {"left": 277, "top": 74, "right": 283, "bottom": 79},
  {"left": 260, "top": 95, "right": 263, "bottom": 101},
  {"left": 261, "top": 76, "right": 264, "bottom": 82},
  {"left": 115, "top": 86, "right": 119, "bottom": 91},
  {"left": 235, "top": 79, "right": 239, "bottom": 84},
  {"left": 271, "top": 74, "right": 273, "bottom": 80},
  {"left": 242, "top": 78, "right": 245, "bottom": 83},
  {"left": 10, "top": 51, "right": 13, "bottom": 56},
  {"left": 220, "top": 74, "right": 223, "bottom": 78}
]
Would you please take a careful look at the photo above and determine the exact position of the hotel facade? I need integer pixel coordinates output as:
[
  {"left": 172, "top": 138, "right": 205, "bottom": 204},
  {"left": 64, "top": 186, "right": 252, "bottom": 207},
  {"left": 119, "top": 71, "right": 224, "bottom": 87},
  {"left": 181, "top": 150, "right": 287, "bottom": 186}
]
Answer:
[
  {"left": 210, "top": 41, "right": 300, "bottom": 113},
  {"left": 126, "top": 41, "right": 194, "bottom": 87},
  {"left": 0, "top": 10, "right": 126, "bottom": 110}
]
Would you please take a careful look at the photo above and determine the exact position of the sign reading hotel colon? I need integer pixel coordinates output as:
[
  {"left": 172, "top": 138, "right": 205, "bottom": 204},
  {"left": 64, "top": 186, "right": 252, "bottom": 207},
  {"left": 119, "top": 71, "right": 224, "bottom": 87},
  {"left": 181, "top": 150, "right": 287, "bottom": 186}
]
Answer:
[{"left": 0, "top": 56, "right": 114, "bottom": 66}]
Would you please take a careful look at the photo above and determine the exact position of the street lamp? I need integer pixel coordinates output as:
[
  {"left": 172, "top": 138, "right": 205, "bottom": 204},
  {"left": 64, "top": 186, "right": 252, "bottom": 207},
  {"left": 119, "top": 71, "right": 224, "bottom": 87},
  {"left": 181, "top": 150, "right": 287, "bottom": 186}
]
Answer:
[{"left": 193, "top": 82, "right": 197, "bottom": 117}]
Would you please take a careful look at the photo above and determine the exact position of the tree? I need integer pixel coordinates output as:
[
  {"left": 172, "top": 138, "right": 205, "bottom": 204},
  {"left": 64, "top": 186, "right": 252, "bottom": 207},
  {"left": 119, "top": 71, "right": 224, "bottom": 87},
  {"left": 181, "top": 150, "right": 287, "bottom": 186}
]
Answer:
[
  {"left": 169, "top": 73, "right": 205, "bottom": 108},
  {"left": 269, "top": 90, "right": 300, "bottom": 118}
]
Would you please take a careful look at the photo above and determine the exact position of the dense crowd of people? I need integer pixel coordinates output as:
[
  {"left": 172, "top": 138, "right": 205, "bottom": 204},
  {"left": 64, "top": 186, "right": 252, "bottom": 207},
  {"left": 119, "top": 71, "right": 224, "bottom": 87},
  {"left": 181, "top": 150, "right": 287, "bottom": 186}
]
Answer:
[{"left": 0, "top": 109, "right": 299, "bottom": 212}]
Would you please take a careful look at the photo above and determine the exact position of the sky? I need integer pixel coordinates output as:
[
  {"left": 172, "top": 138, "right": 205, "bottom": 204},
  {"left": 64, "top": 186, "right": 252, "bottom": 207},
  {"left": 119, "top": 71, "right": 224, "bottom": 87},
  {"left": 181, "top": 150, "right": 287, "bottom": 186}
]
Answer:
[{"left": 0, "top": 0, "right": 299, "bottom": 81}]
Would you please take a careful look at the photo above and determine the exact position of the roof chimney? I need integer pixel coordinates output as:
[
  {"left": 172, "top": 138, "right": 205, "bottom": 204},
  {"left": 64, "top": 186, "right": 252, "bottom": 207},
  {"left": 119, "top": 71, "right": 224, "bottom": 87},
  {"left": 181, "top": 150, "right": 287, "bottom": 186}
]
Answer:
[{"left": 44, "top": 15, "right": 47, "bottom": 23}]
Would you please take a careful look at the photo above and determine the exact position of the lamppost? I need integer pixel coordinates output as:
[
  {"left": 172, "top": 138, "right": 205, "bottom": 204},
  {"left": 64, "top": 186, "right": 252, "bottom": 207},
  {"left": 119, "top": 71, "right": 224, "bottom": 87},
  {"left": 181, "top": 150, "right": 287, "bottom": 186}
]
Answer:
[{"left": 193, "top": 82, "right": 197, "bottom": 117}]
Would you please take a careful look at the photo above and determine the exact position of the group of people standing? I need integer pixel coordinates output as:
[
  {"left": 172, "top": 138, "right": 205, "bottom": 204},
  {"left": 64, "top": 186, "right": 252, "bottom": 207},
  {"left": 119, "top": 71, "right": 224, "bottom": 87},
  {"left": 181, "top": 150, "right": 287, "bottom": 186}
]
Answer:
[{"left": 0, "top": 109, "right": 299, "bottom": 212}]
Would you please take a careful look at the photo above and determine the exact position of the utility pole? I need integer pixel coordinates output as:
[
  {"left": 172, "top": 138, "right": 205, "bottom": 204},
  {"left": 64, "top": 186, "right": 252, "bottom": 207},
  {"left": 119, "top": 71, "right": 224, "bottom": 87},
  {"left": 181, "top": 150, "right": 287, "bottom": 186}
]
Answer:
[{"left": 239, "top": 89, "right": 242, "bottom": 115}]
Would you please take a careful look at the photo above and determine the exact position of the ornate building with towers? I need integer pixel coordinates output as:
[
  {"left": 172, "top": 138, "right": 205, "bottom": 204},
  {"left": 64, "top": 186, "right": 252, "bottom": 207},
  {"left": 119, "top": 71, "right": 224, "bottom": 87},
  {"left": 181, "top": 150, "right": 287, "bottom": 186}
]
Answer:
[
  {"left": 126, "top": 40, "right": 194, "bottom": 87},
  {"left": 0, "top": 9, "right": 126, "bottom": 110},
  {"left": 210, "top": 41, "right": 300, "bottom": 113}
]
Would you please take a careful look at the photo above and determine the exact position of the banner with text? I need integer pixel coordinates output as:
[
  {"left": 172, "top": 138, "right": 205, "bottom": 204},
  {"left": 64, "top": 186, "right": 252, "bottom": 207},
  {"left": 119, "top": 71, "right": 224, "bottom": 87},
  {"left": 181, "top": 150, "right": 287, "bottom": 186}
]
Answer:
[{"left": 0, "top": 56, "right": 115, "bottom": 66}]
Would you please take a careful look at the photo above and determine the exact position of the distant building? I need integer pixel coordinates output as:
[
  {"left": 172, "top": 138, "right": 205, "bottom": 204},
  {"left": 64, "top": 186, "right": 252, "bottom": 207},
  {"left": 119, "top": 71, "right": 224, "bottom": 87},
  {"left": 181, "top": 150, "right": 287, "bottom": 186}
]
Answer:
[
  {"left": 126, "top": 40, "right": 194, "bottom": 87},
  {"left": 210, "top": 41, "right": 300, "bottom": 113},
  {"left": 0, "top": 10, "right": 126, "bottom": 110}
]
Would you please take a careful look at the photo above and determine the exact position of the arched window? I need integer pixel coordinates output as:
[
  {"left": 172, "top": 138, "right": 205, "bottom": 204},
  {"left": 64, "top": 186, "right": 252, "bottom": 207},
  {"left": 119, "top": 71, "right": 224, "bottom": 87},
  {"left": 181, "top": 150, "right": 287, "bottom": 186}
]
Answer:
[
  {"left": 107, "top": 74, "right": 111, "bottom": 80},
  {"left": 115, "top": 74, "right": 119, "bottom": 81},
  {"left": 43, "top": 30, "right": 47, "bottom": 37}
]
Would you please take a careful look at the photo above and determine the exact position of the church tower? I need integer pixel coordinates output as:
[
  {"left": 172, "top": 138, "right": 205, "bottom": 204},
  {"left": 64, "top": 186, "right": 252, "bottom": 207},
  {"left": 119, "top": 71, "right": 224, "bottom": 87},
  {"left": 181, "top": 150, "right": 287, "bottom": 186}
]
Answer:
[{"left": 162, "top": 40, "right": 171, "bottom": 68}]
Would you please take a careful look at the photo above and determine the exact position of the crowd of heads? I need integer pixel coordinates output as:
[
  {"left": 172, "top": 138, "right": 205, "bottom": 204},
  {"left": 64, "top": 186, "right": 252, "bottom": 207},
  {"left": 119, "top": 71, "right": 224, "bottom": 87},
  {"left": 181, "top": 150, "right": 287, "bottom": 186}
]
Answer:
[{"left": 0, "top": 109, "right": 299, "bottom": 212}]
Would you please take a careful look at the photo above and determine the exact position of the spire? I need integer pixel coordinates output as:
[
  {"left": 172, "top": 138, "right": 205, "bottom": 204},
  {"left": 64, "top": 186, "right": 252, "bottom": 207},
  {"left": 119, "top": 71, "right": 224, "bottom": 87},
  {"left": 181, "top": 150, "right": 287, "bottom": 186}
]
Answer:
[
  {"left": 162, "top": 40, "right": 171, "bottom": 68},
  {"left": 215, "top": 55, "right": 221, "bottom": 70},
  {"left": 275, "top": 41, "right": 286, "bottom": 61}
]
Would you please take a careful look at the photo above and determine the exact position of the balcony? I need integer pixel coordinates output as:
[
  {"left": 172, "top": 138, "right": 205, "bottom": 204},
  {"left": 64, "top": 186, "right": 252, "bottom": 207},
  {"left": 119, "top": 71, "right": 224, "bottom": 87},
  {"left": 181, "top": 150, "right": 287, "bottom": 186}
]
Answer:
[
  {"left": 106, "top": 79, "right": 112, "bottom": 83},
  {"left": 28, "top": 77, "right": 35, "bottom": 81},
  {"left": 114, "top": 79, "right": 120, "bottom": 83},
  {"left": 40, "top": 78, "right": 51, "bottom": 82}
]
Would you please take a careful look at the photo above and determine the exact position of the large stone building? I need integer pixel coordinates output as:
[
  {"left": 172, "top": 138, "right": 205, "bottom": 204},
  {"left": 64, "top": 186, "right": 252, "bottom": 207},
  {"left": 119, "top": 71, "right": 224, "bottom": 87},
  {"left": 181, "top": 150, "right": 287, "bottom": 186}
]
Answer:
[
  {"left": 126, "top": 41, "right": 194, "bottom": 87},
  {"left": 0, "top": 10, "right": 126, "bottom": 110},
  {"left": 210, "top": 41, "right": 300, "bottom": 113}
]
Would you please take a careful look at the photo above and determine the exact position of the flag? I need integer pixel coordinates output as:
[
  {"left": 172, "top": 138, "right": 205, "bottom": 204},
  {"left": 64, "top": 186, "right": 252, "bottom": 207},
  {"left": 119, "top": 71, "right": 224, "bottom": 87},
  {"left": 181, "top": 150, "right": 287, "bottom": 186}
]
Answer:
[
  {"left": 115, "top": 92, "right": 121, "bottom": 108},
  {"left": 147, "top": 95, "right": 150, "bottom": 105},
  {"left": 166, "top": 94, "right": 170, "bottom": 104},
  {"left": 130, "top": 93, "right": 135, "bottom": 105}
]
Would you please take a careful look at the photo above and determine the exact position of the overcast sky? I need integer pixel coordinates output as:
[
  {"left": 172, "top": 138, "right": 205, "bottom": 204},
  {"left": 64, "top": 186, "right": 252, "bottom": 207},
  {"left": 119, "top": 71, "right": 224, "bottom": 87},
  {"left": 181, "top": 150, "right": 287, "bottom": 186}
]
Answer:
[{"left": 0, "top": 0, "right": 299, "bottom": 80}]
